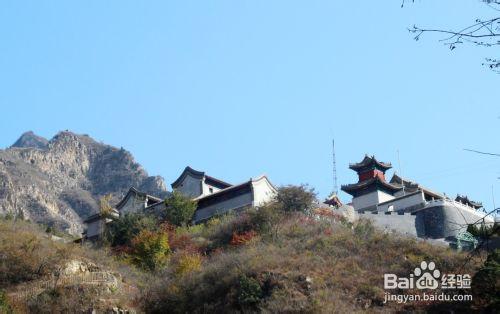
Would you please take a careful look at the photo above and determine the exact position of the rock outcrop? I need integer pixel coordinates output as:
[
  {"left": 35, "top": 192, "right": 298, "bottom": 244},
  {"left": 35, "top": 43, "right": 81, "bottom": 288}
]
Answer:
[{"left": 0, "top": 131, "right": 168, "bottom": 235}]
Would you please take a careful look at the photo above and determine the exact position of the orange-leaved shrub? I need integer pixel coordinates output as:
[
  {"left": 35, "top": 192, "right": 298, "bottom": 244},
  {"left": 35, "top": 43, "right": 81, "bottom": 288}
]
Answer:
[
  {"left": 161, "top": 222, "right": 201, "bottom": 254},
  {"left": 230, "top": 230, "right": 257, "bottom": 246}
]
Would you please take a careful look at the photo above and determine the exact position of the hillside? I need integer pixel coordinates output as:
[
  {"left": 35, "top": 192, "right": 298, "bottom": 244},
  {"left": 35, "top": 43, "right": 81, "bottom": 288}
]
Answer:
[
  {"left": 1, "top": 208, "right": 495, "bottom": 313},
  {"left": 0, "top": 131, "right": 168, "bottom": 235}
]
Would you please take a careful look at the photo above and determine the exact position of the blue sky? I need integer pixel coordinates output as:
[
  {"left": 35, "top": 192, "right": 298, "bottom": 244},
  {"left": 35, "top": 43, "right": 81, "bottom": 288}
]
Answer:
[{"left": 0, "top": 1, "right": 499, "bottom": 209}]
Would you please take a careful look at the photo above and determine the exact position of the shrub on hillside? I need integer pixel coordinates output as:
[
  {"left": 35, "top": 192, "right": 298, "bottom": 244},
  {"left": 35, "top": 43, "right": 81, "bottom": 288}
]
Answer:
[
  {"left": 467, "top": 222, "right": 499, "bottom": 239},
  {"left": 0, "top": 290, "right": 11, "bottom": 313},
  {"left": 0, "top": 221, "right": 72, "bottom": 287},
  {"left": 275, "top": 184, "right": 316, "bottom": 213},
  {"left": 105, "top": 212, "right": 158, "bottom": 247},
  {"left": 198, "top": 213, "right": 253, "bottom": 249},
  {"left": 472, "top": 249, "right": 500, "bottom": 310},
  {"left": 172, "top": 252, "right": 203, "bottom": 277},
  {"left": 26, "top": 286, "right": 101, "bottom": 313},
  {"left": 230, "top": 230, "right": 257, "bottom": 246},
  {"left": 0, "top": 219, "right": 142, "bottom": 312},
  {"left": 238, "top": 275, "right": 263, "bottom": 306},
  {"left": 99, "top": 194, "right": 114, "bottom": 217},
  {"left": 353, "top": 219, "right": 375, "bottom": 240},
  {"left": 141, "top": 212, "right": 480, "bottom": 313},
  {"left": 131, "top": 230, "right": 170, "bottom": 271},
  {"left": 141, "top": 246, "right": 269, "bottom": 313},
  {"left": 163, "top": 191, "right": 197, "bottom": 227},
  {"left": 166, "top": 225, "right": 201, "bottom": 254},
  {"left": 247, "top": 204, "right": 282, "bottom": 237},
  {"left": 194, "top": 205, "right": 285, "bottom": 247}
]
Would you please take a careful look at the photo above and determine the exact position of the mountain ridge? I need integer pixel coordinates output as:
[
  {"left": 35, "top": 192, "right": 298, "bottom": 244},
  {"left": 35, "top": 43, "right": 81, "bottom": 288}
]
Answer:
[
  {"left": 0, "top": 130, "right": 168, "bottom": 235},
  {"left": 11, "top": 131, "right": 49, "bottom": 149}
]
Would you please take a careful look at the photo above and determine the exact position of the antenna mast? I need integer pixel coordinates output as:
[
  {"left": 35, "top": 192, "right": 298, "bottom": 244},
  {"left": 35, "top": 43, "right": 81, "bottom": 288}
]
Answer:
[
  {"left": 397, "top": 149, "right": 405, "bottom": 196},
  {"left": 492, "top": 185, "right": 496, "bottom": 214},
  {"left": 332, "top": 139, "right": 338, "bottom": 195}
]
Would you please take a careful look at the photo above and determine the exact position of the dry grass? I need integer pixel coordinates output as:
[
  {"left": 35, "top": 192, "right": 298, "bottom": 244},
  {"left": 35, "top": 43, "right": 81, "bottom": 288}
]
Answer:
[
  {"left": 0, "top": 210, "right": 488, "bottom": 313},
  {"left": 140, "top": 213, "right": 478, "bottom": 313},
  {"left": 0, "top": 218, "right": 145, "bottom": 313}
]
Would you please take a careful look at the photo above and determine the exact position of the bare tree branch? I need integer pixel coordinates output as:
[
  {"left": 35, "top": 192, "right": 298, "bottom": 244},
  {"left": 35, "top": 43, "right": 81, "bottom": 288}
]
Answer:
[
  {"left": 464, "top": 148, "right": 500, "bottom": 157},
  {"left": 403, "top": 0, "right": 500, "bottom": 72}
]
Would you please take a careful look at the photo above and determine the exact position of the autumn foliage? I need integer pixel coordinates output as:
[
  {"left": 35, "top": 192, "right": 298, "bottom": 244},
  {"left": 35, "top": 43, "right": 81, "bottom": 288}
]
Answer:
[
  {"left": 172, "top": 253, "right": 203, "bottom": 276},
  {"left": 230, "top": 230, "right": 257, "bottom": 246},
  {"left": 131, "top": 229, "right": 170, "bottom": 271}
]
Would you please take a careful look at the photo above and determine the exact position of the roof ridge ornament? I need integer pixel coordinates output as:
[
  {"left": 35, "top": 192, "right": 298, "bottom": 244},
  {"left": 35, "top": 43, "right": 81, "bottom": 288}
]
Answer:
[{"left": 348, "top": 155, "right": 392, "bottom": 172}]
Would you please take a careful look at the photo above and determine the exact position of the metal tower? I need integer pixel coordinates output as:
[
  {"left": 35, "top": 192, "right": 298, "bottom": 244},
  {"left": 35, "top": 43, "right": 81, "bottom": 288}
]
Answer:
[{"left": 332, "top": 139, "right": 338, "bottom": 195}]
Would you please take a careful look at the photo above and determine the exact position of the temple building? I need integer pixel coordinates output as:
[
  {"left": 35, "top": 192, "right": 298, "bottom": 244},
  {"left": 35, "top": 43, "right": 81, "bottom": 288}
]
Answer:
[
  {"left": 341, "top": 155, "right": 494, "bottom": 243},
  {"left": 114, "top": 187, "right": 164, "bottom": 214},
  {"left": 83, "top": 167, "right": 276, "bottom": 239},
  {"left": 341, "top": 156, "right": 401, "bottom": 210},
  {"left": 82, "top": 209, "right": 119, "bottom": 241},
  {"left": 171, "top": 167, "right": 233, "bottom": 199},
  {"left": 171, "top": 167, "right": 277, "bottom": 223}
]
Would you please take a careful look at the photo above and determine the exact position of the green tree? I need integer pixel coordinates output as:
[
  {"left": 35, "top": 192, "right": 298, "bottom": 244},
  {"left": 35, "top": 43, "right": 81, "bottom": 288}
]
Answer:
[
  {"left": 163, "top": 191, "right": 197, "bottom": 227},
  {"left": 467, "top": 222, "right": 499, "bottom": 240},
  {"left": 0, "top": 289, "right": 12, "bottom": 313},
  {"left": 238, "top": 275, "right": 263, "bottom": 306},
  {"left": 472, "top": 249, "right": 500, "bottom": 310},
  {"left": 105, "top": 212, "right": 158, "bottom": 247},
  {"left": 275, "top": 184, "right": 317, "bottom": 213},
  {"left": 247, "top": 204, "right": 283, "bottom": 241},
  {"left": 131, "top": 230, "right": 170, "bottom": 271}
]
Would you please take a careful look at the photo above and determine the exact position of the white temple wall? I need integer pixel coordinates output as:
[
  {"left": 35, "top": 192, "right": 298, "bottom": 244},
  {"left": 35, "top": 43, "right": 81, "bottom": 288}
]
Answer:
[
  {"left": 353, "top": 191, "right": 394, "bottom": 210},
  {"left": 422, "top": 199, "right": 495, "bottom": 238},
  {"left": 360, "top": 211, "right": 419, "bottom": 237},
  {"left": 201, "top": 179, "right": 224, "bottom": 196},
  {"left": 251, "top": 178, "right": 277, "bottom": 207},
  {"left": 377, "top": 191, "right": 426, "bottom": 213}
]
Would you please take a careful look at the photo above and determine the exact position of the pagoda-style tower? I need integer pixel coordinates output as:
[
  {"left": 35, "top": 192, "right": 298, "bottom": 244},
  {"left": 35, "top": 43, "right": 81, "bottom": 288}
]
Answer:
[{"left": 341, "top": 155, "right": 401, "bottom": 210}]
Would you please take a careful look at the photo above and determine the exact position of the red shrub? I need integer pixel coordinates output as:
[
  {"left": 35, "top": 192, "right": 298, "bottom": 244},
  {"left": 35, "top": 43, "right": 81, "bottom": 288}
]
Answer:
[
  {"left": 230, "top": 230, "right": 257, "bottom": 246},
  {"left": 169, "top": 234, "right": 200, "bottom": 254},
  {"left": 159, "top": 222, "right": 201, "bottom": 254}
]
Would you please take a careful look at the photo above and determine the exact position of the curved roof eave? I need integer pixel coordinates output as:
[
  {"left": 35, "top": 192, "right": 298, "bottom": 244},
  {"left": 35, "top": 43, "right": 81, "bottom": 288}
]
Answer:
[
  {"left": 115, "top": 187, "right": 163, "bottom": 210},
  {"left": 171, "top": 166, "right": 205, "bottom": 188},
  {"left": 341, "top": 177, "right": 401, "bottom": 194},
  {"left": 115, "top": 187, "right": 139, "bottom": 209},
  {"left": 251, "top": 175, "right": 278, "bottom": 193}
]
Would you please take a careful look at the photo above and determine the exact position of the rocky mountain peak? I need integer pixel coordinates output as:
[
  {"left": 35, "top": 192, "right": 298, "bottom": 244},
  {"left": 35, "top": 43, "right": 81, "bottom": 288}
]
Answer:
[
  {"left": 0, "top": 130, "right": 169, "bottom": 235},
  {"left": 11, "top": 131, "right": 49, "bottom": 150}
]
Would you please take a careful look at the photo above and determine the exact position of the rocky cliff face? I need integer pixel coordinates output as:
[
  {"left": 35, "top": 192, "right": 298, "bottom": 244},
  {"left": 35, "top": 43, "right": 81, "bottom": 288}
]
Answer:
[{"left": 0, "top": 131, "right": 168, "bottom": 235}]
